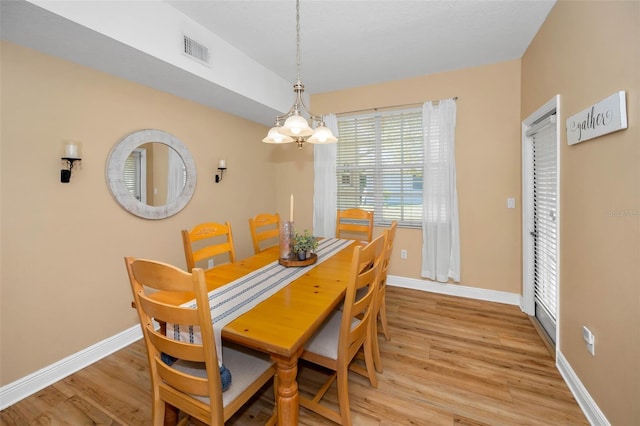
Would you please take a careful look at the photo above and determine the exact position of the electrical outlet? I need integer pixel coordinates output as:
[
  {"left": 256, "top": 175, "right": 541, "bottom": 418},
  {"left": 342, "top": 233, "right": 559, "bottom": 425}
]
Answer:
[
  {"left": 208, "top": 259, "right": 215, "bottom": 269},
  {"left": 400, "top": 249, "right": 407, "bottom": 259}
]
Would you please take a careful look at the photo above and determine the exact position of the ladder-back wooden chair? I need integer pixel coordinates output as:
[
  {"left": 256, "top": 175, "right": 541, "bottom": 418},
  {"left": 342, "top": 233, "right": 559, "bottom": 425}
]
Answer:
[
  {"left": 124, "top": 257, "right": 276, "bottom": 426},
  {"left": 336, "top": 208, "right": 374, "bottom": 243},
  {"left": 298, "top": 233, "right": 386, "bottom": 425},
  {"left": 372, "top": 220, "right": 397, "bottom": 373},
  {"left": 182, "top": 222, "right": 237, "bottom": 272},
  {"left": 248, "top": 213, "right": 281, "bottom": 254}
]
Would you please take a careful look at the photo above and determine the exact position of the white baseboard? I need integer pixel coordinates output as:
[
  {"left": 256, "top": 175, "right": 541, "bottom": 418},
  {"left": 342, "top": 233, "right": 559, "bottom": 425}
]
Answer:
[
  {"left": 557, "top": 351, "right": 610, "bottom": 426},
  {"left": 0, "top": 325, "right": 142, "bottom": 410},
  {"left": 387, "top": 275, "right": 522, "bottom": 306}
]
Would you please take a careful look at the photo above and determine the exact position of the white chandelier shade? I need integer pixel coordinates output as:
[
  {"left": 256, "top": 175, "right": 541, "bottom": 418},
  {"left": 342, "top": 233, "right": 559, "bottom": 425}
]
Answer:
[
  {"left": 281, "top": 114, "right": 313, "bottom": 137},
  {"left": 262, "top": 126, "right": 294, "bottom": 144},
  {"left": 307, "top": 124, "right": 338, "bottom": 144}
]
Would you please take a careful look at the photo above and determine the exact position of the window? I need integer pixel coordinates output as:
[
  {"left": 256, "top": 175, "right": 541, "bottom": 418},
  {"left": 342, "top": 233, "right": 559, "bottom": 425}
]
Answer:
[
  {"left": 337, "top": 108, "right": 423, "bottom": 227},
  {"left": 124, "top": 149, "right": 145, "bottom": 203}
]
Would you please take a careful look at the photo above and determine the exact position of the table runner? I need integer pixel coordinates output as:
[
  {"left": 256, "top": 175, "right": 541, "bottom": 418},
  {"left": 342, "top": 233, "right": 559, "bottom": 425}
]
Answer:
[{"left": 167, "top": 238, "right": 353, "bottom": 365}]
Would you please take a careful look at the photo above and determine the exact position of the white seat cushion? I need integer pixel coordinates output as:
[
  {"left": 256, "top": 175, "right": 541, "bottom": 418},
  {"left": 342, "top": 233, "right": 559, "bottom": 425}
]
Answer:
[
  {"left": 304, "top": 310, "right": 360, "bottom": 360},
  {"left": 172, "top": 343, "right": 273, "bottom": 407}
]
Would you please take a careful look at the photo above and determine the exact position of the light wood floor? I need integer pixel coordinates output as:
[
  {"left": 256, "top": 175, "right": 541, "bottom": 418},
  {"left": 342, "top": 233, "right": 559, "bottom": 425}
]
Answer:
[{"left": 1, "top": 287, "right": 588, "bottom": 425}]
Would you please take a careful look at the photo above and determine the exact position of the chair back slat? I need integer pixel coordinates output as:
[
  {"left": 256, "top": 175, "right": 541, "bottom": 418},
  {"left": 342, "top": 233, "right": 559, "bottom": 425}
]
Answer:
[
  {"left": 137, "top": 298, "right": 199, "bottom": 330},
  {"left": 146, "top": 326, "right": 206, "bottom": 363},
  {"left": 155, "top": 357, "right": 211, "bottom": 397}
]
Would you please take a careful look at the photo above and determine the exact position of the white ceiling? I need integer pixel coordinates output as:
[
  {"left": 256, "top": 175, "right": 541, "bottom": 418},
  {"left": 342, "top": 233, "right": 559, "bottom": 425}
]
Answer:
[
  {"left": 1, "top": 0, "right": 555, "bottom": 125},
  {"left": 167, "top": 0, "right": 555, "bottom": 93}
]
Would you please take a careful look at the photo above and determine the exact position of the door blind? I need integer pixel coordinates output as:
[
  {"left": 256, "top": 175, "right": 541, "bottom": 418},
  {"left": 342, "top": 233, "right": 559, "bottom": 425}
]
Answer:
[{"left": 529, "top": 115, "right": 558, "bottom": 322}]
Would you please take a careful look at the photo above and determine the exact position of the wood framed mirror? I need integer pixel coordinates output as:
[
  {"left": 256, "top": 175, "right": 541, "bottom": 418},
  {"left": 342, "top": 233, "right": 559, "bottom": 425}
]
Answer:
[{"left": 106, "top": 129, "right": 197, "bottom": 219}]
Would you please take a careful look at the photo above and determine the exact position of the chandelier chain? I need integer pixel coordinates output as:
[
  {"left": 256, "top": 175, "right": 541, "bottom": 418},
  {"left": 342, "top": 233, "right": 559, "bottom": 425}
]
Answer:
[{"left": 296, "top": 0, "right": 301, "bottom": 83}]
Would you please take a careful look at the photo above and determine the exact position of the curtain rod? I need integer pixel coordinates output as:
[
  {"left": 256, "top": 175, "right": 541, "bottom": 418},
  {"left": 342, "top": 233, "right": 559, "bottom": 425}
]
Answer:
[{"left": 335, "top": 96, "right": 458, "bottom": 117}]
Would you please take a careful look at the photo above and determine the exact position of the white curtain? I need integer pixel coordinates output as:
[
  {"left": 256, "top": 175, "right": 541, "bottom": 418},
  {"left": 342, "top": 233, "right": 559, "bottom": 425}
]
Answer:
[
  {"left": 166, "top": 148, "right": 184, "bottom": 203},
  {"left": 313, "top": 114, "right": 338, "bottom": 238},
  {"left": 421, "top": 99, "right": 460, "bottom": 282}
]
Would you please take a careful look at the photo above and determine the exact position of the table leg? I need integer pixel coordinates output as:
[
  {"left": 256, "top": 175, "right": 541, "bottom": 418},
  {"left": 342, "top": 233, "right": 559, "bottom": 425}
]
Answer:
[{"left": 271, "top": 351, "right": 301, "bottom": 426}]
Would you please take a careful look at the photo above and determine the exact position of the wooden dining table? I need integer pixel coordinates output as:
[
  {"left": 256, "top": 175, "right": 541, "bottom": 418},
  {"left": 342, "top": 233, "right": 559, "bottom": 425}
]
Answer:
[{"left": 151, "top": 239, "right": 358, "bottom": 425}]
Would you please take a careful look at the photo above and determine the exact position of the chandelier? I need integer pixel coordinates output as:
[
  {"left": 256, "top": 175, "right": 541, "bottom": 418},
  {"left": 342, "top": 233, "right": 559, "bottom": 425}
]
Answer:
[{"left": 262, "top": 0, "right": 338, "bottom": 149}]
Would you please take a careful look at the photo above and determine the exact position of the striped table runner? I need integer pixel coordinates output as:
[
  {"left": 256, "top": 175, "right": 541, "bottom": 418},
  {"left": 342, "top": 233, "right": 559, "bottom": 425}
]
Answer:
[{"left": 167, "top": 238, "right": 354, "bottom": 364}]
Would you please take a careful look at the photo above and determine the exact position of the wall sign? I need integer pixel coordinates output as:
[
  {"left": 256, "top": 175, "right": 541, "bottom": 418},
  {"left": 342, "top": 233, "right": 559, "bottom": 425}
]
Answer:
[{"left": 566, "top": 91, "right": 627, "bottom": 145}]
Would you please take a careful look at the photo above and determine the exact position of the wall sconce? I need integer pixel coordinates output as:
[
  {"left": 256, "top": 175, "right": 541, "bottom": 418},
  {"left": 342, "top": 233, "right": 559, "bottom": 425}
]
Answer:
[
  {"left": 61, "top": 141, "right": 82, "bottom": 183},
  {"left": 215, "top": 159, "right": 226, "bottom": 183}
]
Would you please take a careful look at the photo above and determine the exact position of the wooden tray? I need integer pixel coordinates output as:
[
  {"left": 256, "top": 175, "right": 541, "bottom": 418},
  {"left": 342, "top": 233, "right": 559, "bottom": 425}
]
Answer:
[{"left": 279, "top": 253, "right": 318, "bottom": 267}]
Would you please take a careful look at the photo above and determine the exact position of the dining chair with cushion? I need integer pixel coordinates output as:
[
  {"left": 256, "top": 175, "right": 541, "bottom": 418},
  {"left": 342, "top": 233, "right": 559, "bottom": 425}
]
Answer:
[
  {"left": 371, "top": 220, "right": 397, "bottom": 373},
  {"left": 248, "top": 212, "right": 281, "bottom": 254},
  {"left": 125, "top": 256, "right": 276, "bottom": 426},
  {"left": 182, "top": 222, "right": 237, "bottom": 272},
  {"left": 336, "top": 208, "right": 374, "bottom": 243},
  {"left": 298, "top": 232, "right": 386, "bottom": 426}
]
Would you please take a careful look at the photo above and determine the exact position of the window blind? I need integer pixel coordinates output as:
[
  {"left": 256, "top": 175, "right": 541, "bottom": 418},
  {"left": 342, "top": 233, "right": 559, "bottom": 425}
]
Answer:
[
  {"left": 124, "top": 150, "right": 142, "bottom": 201},
  {"left": 337, "top": 109, "right": 423, "bottom": 226}
]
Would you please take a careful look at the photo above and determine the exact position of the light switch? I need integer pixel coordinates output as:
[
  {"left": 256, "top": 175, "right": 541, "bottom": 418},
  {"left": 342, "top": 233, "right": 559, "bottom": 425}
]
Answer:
[
  {"left": 507, "top": 198, "right": 516, "bottom": 209},
  {"left": 583, "top": 326, "right": 595, "bottom": 356}
]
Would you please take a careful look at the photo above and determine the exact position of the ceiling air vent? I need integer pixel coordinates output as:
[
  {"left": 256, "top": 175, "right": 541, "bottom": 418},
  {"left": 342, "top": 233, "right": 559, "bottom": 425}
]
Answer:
[{"left": 183, "top": 35, "right": 210, "bottom": 65}]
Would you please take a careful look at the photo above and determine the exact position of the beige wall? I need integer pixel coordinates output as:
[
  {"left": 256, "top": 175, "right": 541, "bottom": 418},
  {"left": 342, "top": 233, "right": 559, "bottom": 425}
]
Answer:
[
  {"left": 522, "top": 1, "right": 639, "bottom": 424},
  {"left": 309, "top": 60, "right": 523, "bottom": 293},
  {"left": 0, "top": 41, "right": 281, "bottom": 384}
]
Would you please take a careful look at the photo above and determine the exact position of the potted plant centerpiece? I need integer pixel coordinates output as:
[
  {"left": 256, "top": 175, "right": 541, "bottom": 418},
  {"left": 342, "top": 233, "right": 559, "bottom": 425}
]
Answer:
[{"left": 293, "top": 229, "right": 318, "bottom": 261}]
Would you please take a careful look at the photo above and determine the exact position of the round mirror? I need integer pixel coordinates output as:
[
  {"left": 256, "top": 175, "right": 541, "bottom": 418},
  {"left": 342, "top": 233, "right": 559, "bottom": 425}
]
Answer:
[{"left": 106, "top": 129, "right": 197, "bottom": 219}]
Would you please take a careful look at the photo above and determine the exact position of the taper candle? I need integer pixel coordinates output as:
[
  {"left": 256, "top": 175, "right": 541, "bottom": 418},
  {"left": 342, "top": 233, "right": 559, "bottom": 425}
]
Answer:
[{"left": 290, "top": 194, "right": 294, "bottom": 222}]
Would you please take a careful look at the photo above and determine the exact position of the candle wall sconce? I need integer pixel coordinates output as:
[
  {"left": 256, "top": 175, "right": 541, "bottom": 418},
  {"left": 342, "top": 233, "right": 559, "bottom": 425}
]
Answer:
[
  {"left": 61, "top": 142, "right": 82, "bottom": 183},
  {"left": 215, "top": 159, "right": 227, "bottom": 183}
]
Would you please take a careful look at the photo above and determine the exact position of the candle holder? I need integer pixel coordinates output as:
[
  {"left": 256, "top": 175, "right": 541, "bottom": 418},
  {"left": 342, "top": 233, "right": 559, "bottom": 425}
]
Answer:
[
  {"left": 61, "top": 157, "right": 81, "bottom": 183},
  {"left": 215, "top": 167, "right": 226, "bottom": 183},
  {"left": 279, "top": 221, "right": 295, "bottom": 260}
]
